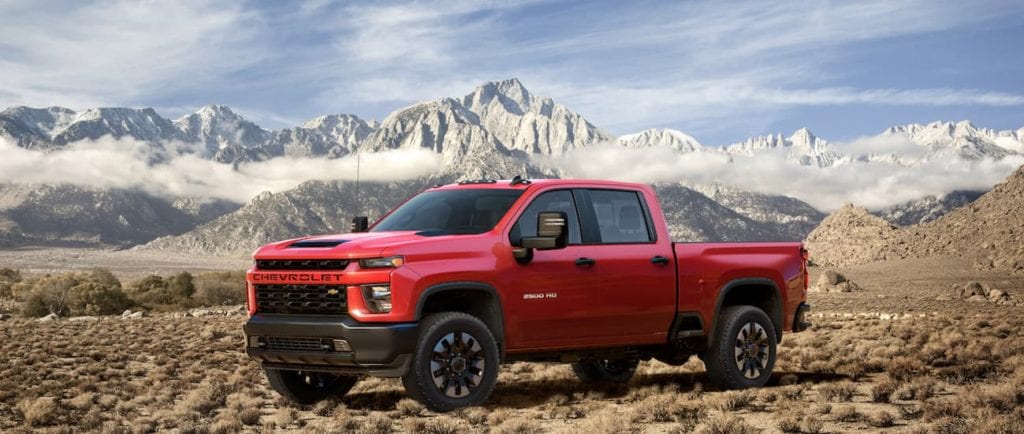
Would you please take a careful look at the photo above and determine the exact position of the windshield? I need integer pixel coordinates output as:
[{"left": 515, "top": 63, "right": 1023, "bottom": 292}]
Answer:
[{"left": 371, "top": 189, "right": 525, "bottom": 235}]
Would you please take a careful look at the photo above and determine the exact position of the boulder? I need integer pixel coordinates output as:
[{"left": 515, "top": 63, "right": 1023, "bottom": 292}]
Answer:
[
  {"left": 38, "top": 313, "right": 59, "bottom": 322},
  {"left": 988, "top": 289, "right": 1006, "bottom": 300},
  {"left": 835, "top": 281, "right": 862, "bottom": 293},
  {"left": 966, "top": 294, "right": 988, "bottom": 303},
  {"left": 121, "top": 309, "right": 133, "bottom": 318},
  {"left": 820, "top": 270, "right": 846, "bottom": 286},
  {"left": 128, "top": 311, "right": 147, "bottom": 319},
  {"left": 964, "top": 281, "right": 987, "bottom": 297},
  {"left": 0, "top": 313, "right": 10, "bottom": 321}
]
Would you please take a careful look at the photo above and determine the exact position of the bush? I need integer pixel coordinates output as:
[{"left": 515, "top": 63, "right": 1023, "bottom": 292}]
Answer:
[
  {"left": 0, "top": 268, "right": 22, "bottom": 299},
  {"left": 23, "top": 275, "right": 77, "bottom": 317},
  {"left": 129, "top": 272, "right": 196, "bottom": 308},
  {"left": 194, "top": 271, "right": 247, "bottom": 306},
  {"left": 67, "top": 282, "right": 132, "bottom": 316},
  {"left": 23, "top": 274, "right": 133, "bottom": 317}
]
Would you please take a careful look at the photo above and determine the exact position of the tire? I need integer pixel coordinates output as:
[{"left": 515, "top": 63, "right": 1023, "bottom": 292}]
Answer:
[
  {"left": 572, "top": 358, "right": 639, "bottom": 384},
  {"left": 702, "top": 305, "right": 777, "bottom": 389},
  {"left": 401, "top": 312, "right": 500, "bottom": 412},
  {"left": 263, "top": 368, "right": 359, "bottom": 405}
]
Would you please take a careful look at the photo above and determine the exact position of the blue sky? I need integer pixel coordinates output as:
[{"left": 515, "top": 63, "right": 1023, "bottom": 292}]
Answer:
[{"left": 1, "top": 0, "right": 1023, "bottom": 145}]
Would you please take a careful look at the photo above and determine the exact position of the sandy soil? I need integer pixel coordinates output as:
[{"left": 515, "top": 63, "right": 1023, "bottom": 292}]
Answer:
[
  {"left": 1, "top": 255, "right": 1023, "bottom": 433},
  {"left": 0, "top": 247, "right": 249, "bottom": 278}
]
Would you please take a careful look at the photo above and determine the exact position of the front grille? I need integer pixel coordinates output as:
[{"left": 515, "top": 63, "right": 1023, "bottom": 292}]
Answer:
[
  {"left": 255, "top": 284, "right": 347, "bottom": 314},
  {"left": 265, "top": 337, "right": 329, "bottom": 351},
  {"left": 256, "top": 259, "right": 350, "bottom": 270}
]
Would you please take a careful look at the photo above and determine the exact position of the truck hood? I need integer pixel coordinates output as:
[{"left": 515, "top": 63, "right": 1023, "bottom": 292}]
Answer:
[{"left": 253, "top": 231, "right": 469, "bottom": 259}]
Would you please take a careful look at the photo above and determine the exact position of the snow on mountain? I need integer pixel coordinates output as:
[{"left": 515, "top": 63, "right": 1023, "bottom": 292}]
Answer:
[
  {"left": 174, "top": 105, "right": 271, "bottom": 160},
  {"left": 462, "top": 78, "right": 612, "bottom": 156},
  {"left": 881, "top": 120, "right": 1020, "bottom": 161},
  {"left": 617, "top": 128, "right": 705, "bottom": 153},
  {"left": 725, "top": 128, "right": 843, "bottom": 167}
]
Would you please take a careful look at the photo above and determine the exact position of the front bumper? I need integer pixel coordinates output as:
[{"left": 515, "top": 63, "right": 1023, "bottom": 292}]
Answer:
[
  {"left": 792, "top": 303, "right": 812, "bottom": 332},
  {"left": 243, "top": 314, "right": 418, "bottom": 377}
]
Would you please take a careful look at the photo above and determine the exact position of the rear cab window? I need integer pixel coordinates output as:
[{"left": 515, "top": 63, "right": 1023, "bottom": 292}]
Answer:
[{"left": 585, "top": 189, "right": 654, "bottom": 244}]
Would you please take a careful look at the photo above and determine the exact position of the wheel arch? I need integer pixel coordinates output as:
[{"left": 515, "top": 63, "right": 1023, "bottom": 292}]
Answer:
[
  {"left": 710, "top": 277, "right": 783, "bottom": 344},
  {"left": 415, "top": 281, "right": 505, "bottom": 356}
]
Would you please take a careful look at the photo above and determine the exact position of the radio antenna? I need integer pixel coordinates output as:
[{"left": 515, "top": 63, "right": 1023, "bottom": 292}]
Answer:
[{"left": 354, "top": 149, "right": 361, "bottom": 216}]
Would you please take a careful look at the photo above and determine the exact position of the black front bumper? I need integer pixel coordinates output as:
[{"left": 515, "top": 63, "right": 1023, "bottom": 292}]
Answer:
[{"left": 243, "top": 314, "right": 418, "bottom": 377}]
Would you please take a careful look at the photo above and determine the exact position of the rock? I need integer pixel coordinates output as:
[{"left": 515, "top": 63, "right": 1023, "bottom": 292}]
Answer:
[
  {"left": 128, "top": 311, "right": 147, "bottom": 319},
  {"left": 121, "top": 309, "right": 134, "bottom": 318},
  {"left": 0, "top": 313, "right": 10, "bottom": 321},
  {"left": 173, "top": 312, "right": 193, "bottom": 318},
  {"left": 68, "top": 316, "right": 100, "bottom": 322},
  {"left": 935, "top": 295, "right": 952, "bottom": 301},
  {"left": 38, "top": 313, "right": 59, "bottom": 322},
  {"left": 988, "top": 289, "right": 1006, "bottom": 300},
  {"left": 966, "top": 294, "right": 988, "bottom": 303},
  {"left": 964, "top": 281, "right": 987, "bottom": 297},
  {"left": 821, "top": 270, "right": 846, "bottom": 286}
]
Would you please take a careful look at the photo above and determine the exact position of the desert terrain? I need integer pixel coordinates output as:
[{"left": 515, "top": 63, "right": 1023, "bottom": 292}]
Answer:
[{"left": 1, "top": 253, "right": 1022, "bottom": 434}]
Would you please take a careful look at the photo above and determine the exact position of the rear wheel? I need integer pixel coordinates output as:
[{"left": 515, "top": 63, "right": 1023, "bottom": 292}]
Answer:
[
  {"left": 263, "top": 368, "right": 359, "bottom": 405},
  {"left": 572, "top": 358, "right": 639, "bottom": 384},
  {"left": 702, "top": 305, "right": 777, "bottom": 389},
  {"left": 402, "top": 312, "right": 499, "bottom": 412}
]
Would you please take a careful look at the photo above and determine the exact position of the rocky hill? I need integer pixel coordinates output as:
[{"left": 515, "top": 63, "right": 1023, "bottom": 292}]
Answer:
[
  {"left": 0, "top": 184, "right": 238, "bottom": 247},
  {"left": 806, "top": 164, "right": 1024, "bottom": 272},
  {"left": 876, "top": 190, "right": 985, "bottom": 226},
  {"left": 143, "top": 178, "right": 437, "bottom": 256},
  {"left": 804, "top": 204, "right": 898, "bottom": 267},
  {"left": 881, "top": 165, "right": 1024, "bottom": 272}
]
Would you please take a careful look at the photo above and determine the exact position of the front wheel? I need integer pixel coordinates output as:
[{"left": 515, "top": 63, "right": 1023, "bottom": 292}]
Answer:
[
  {"left": 402, "top": 312, "right": 500, "bottom": 412},
  {"left": 263, "top": 369, "right": 359, "bottom": 405},
  {"left": 572, "top": 358, "right": 639, "bottom": 384},
  {"left": 702, "top": 305, "right": 777, "bottom": 389}
]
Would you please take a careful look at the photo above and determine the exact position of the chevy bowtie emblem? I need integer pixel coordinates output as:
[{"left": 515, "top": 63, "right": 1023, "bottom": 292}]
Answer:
[{"left": 327, "top": 289, "right": 340, "bottom": 295}]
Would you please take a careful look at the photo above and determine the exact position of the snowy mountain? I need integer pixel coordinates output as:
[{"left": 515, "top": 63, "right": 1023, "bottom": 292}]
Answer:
[
  {"left": 618, "top": 129, "right": 705, "bottom": 153},
  {"left": 880, "top": 120, "right": 1021, "bottom": 162},
  {"left": 875, "top": 190, "right": 985, "bottom": 226},
  {"left": 0, "top": 105, "right": 377, "bottom": 164},
  {"left": 725, "top": 128, "right": 843, "bottom": 167}
]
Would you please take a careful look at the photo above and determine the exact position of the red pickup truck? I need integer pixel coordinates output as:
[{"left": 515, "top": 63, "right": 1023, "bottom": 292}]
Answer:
[{"left": 243, "top": 178, "right": 811, "bottom": 411}]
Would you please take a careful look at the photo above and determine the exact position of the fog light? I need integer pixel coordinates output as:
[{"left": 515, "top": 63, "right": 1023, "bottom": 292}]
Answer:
[
  {"left": 248, "top": 336, "right": 264, "bottom": 348},
  {"left": 332, "top": 339, "right": 352, "bottom": 352},
  {"left": 361, "top": 284, "right": 392, "bottom": 313}
]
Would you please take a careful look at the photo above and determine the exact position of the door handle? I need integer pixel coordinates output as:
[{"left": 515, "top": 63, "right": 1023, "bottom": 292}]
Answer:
[
  {"left": 575, "top": 257, "right": 596, "bottom": 266},
  {"left": 650, "top": 256, "right": 670, "bottom": 265}
]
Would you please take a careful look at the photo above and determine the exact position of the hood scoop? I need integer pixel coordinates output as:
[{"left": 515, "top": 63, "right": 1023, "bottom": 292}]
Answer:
[{"left": 287, "top": 239, "right": 349, "bottom": 248}]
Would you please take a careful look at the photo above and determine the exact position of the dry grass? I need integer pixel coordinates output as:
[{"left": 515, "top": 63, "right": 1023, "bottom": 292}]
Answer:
[{"left": 1, "top": 256, "right": 1023, "bottom": 432}]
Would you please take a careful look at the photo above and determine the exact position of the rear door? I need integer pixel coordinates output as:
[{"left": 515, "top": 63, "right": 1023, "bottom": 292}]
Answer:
[{"left": 573, "top": 188, "right": 677, "bottom": 343}]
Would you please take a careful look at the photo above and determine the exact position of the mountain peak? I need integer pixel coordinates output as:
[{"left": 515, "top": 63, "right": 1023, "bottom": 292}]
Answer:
[{"left": 465, "top": 78, "right": 533, "bottom": 112}]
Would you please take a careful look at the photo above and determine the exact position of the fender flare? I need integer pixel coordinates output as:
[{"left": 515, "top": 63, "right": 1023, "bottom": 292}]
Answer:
[
  {"left": 415, "top": 281, "right": 506, "bottom": 351},
  {"left": 710, "top": 277, "right": 783, "bottom": 343}
]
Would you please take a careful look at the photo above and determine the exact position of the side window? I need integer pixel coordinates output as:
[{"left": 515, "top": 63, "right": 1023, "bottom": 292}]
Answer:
[
  {"left": 588, "top": 189, "right": 652, "bottom": 243},
  {"left": 510, "top": 190, "right": 583, "bottom": 245}
]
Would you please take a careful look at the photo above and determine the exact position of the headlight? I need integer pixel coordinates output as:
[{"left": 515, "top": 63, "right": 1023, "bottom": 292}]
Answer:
[
  {"left": 359, "top": 256, "right": 405, "bottom": 268},
  {"left": 362, "top": 284, "right": 392, "bottom": 313}
]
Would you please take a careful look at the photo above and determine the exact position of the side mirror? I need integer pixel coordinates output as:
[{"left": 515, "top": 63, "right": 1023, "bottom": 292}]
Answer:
[
  {"left": 514, "top": 211, "right": 568, "bottom": 263},
  {"left": 351, "top": 216, "right": 369, "bottom": 233}
]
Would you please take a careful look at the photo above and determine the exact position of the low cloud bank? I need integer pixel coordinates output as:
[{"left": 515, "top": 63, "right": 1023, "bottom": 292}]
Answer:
[
  {"left": 539, "top": 143, "right": 1024, "bottom": 211},
  {"left": 0, "top": 137, "right": 442, "bottom": 203}
]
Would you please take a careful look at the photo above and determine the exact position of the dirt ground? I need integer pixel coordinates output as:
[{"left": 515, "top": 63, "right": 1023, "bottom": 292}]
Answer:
[
  {"left": 1, "top": 255, "right": 1023, "bottom": 433},
  {"left": 0, "top": 247, "right": 250, "bottom": 279}
]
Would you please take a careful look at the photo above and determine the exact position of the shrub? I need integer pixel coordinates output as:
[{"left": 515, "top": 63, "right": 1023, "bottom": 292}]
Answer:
[
  {"left": 697, "top": 415, "right": 758, "bottom": 434},
  {"left": 68, "top": 282, "right": 132, "bottom": 316},
  {"left": 22, "top": 275, "right": 77, "bottom": 317},
  {"left": 777, "top": 416, "right": 802, "bottom": 433},
  {"left": 194, "top": 271, "right": 247, "bottom": 306},
  {"left": 0, "top": 268, "right": 22, "bottom": 298},
  {"left": 129, "top": 272, "right": 196, "bottom": 308}
]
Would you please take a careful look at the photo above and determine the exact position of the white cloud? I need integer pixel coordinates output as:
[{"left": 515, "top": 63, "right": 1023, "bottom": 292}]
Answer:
[
  {"left": 0, "top": 0, "right": 261, "bottom": 108},
  {"left": 0, "top": 137, "right": 441, "bottom": 203},
  {"left": 540, "top": 143, "right": 1024, "bottom": 211}
]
